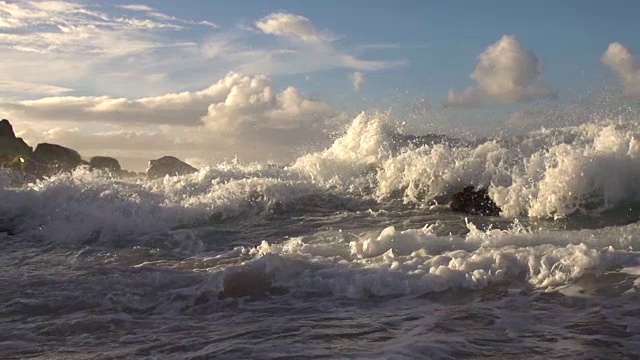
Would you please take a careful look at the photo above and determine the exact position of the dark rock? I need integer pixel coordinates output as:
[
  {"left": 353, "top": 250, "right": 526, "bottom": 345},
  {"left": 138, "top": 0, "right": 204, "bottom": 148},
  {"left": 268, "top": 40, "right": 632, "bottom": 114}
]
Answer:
[
  {"left": 147, "top": 156, "right": 197, "bottom": 179},
  {"left": 450, "top": 186, "right": 501, "bottom": 216},
  {"left": 0, "top": 119, "right": 16, "bottom": 138},
  {"left": 219, "top": 270, "right": 288, "bottom": 299},
  {"left": 31, "top": 143, "right": 82, "bottom": 172},
  {"left": 0, "top": 119, "right": 33, "bottom": 162},
  {"left": 89, "top": 156, "right": 121, "bottom": 173},
  {"left": 0, "top": 119, "right": 14, "bottom": 138},
  {"left": 220, "top": 271, "right": 272, "bottom": 299}
]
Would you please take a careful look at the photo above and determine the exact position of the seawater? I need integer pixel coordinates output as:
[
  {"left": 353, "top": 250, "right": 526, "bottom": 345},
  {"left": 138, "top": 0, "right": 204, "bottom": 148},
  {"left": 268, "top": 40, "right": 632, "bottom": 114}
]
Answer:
[{"left": 2, "top": 112, "right": 640, "bottom": 359}]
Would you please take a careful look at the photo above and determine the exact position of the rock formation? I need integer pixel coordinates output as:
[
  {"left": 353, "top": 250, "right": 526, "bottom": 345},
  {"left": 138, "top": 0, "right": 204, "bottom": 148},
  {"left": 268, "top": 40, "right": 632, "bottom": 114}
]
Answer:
[
  {"left": 31, "top": 143, "right": 82, "bottom": 172},
  {"left": 0, "top": 119, "right": 33, "bottom": 162},
  {"left": 450, "top": 186, "right": 501, "bottom": 216},
  {"left": 146, "top": 156, "right": 197, "bottom": 179},
  {"left": 89, "top": 156, "right": 121, "bottom": 173}
]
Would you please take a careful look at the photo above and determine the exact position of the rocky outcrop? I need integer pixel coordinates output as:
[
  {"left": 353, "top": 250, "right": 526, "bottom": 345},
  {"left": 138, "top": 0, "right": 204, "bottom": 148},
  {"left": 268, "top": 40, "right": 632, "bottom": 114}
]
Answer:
[
  {"left": 0, "top": 119, "right": 33, "bottom": 162},
  {"left": 31, "top": 143, "right": 82, "bottom": 172},
  {"left": 146, "top": 156, "right": 198, "bottom": 179},
  {"left": 89, "top": 156, "right": 121, "bottom": 173},
  {"left": 450, "top": 186, "right": 501, "bottom": 216}
]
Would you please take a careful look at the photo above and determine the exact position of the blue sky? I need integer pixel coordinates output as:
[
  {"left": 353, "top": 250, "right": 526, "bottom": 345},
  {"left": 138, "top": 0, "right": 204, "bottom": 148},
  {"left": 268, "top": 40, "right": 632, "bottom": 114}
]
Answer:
[
  {"left": 143, "top": 0, "right": 637, "bottom": 96},
  {"left": 1, "top": 0, "right": 639, "bottom": 169}
]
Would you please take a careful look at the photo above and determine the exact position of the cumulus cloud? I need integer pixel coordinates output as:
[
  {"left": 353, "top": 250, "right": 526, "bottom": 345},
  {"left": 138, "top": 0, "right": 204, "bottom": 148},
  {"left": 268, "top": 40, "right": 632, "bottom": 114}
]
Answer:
[
  {"left": 444, "top": 35, "right": 554, "bottom": 108},
  {"left": 255, "top": 12, "right": 332, "bottom": 42},
  {"left": 3, "top": 72, "right": 341, "bottom": 170},
  {"left": 0, "top": 72, "right": 331, "bottom": 128},
  {"left": 203, "top": 74, "right": 331, "bottom": 133},
  {"left": 349, "top": 72, "right": 365, "bottom": 91},
  {"left": 602, "top": 42, "right": 640, "bottom": 98}
]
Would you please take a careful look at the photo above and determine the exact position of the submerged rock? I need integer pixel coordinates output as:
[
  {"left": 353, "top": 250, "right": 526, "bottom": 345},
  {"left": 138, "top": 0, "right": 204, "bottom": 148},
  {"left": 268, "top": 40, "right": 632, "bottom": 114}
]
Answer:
[
  {"left": 0, "top": 119, "right": 33, "bottom": 162},
  {"left": 220, "top": 271, "right": 273, "bottom": 299},
  {"left": 450, "top": 186, "right": 501, "bottom": 216},
  {"left": 89, "top": 156, "right": 121, "bottom": 173},
  {"left": 219, "top": 270, "right": 288, "bottom": 299},
  {"left": 146, "top": 156, "right": 197, "bottom": 179}
]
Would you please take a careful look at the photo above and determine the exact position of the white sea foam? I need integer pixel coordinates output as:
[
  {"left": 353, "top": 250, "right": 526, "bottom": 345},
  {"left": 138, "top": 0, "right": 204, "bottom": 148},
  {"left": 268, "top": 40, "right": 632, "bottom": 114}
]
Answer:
[
  {"left": 374, "top": 120, "right": 640, "bottom": 218},
  {"left": 290, "top": 111, "right": 393, "bottom": 191},
  {"left": 288, "top": 111, "right": 640, "bottom": 218},
  {"left": 178, "top": 219, "right": 640, "bottom": 300},
  {"left": 0, "top": 163, "right": 323, "bottom": 244},
  {"left": 4, "top": 111, "right": 640, "bottom": 249}
]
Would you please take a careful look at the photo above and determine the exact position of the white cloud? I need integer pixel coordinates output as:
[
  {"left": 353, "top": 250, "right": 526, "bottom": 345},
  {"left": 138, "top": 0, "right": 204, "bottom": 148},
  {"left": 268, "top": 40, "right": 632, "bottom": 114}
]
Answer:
[
  {"left": 245, "top": 12, "right": 404, "bottom": 74},
  {"left": 444, "top": 35, "right": 554, "bottom": 108},
  {"left": 602, "top": 42, "right": 640, "bottom": 98},
  {"left": 349, "top": 71, "right": 365, "bottom": 91},
  {"left": 3, "top": 73, "right": 342, "bottom": 170},
  {"left": 117, "top": 3, "right": 218, "bottom": 28},
  {"left": 196, "top": 30, "right": 404, "bottom": 78},
  {"left": 117, "top": 4, "right": 154, "bottom": 12},
  {"left": 338, "top": 54, "right": 405, "bottom": 71},
  {"left": 0, "top": 4, "right": 399, "bottom": 99},
  {"left": 255, "top": 12, "right": 332, "bottom": 42},
  {"left": 0, "top": 72, "right": 332, "bottom": 127},
  {"left": 203, "top": 74, "right": 331, "bottom": 133},
  {"left": 0, "top": 0, "right": 217, "bottom": 97},
  {"left": 0, "top": 80, "right": 73, "bottom": 97},
  {"left": 0, "top": 1, "right": 209, "bottom": 50}
]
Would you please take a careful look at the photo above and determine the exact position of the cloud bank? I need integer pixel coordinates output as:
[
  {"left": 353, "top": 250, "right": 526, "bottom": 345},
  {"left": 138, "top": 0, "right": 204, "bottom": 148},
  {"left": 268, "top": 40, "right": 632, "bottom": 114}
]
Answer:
[{"left": 3, "top": 72, "right": 342, "bottom": 170}]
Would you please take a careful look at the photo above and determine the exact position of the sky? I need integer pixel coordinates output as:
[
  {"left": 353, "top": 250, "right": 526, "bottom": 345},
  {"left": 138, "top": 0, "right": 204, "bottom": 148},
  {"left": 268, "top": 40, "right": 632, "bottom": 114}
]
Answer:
[{"left": 1, "top": 0, "right": 640, "bottom": 171}]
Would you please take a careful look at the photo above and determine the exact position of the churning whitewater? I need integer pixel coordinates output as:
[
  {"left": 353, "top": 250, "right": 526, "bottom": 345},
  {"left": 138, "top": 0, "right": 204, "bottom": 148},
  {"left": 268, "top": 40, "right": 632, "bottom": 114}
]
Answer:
[{"left": 2, "top": 112, "right": 640, "bottom": 359}]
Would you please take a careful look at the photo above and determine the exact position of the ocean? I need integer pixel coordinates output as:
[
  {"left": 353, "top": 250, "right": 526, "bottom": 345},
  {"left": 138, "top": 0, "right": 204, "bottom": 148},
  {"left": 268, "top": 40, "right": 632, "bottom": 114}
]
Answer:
[{"left": 2, "top": 112, "right": 640, "bottom": 359}]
